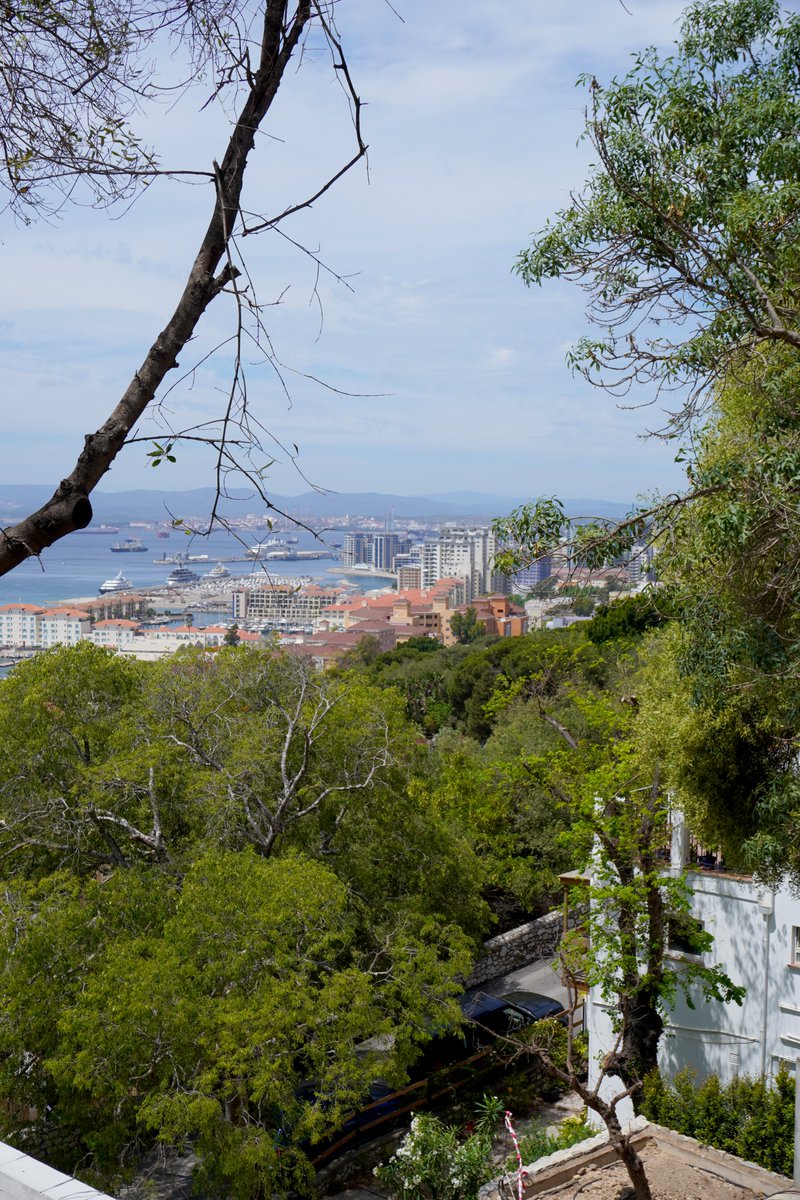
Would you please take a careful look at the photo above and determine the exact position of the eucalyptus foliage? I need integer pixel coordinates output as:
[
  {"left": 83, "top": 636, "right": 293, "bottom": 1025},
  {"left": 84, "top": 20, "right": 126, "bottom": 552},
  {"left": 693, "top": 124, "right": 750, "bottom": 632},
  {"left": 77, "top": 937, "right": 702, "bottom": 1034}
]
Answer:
[{"left": 626, "top": 345, "right": 800, "bottom": 885}]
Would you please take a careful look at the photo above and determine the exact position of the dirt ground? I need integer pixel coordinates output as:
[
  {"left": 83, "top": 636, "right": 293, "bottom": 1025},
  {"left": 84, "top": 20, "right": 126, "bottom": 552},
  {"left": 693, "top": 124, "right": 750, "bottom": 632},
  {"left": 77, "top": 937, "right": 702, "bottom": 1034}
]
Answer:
[{"left": 524, "top": 1142, "right": 777, "bottom": 1200}]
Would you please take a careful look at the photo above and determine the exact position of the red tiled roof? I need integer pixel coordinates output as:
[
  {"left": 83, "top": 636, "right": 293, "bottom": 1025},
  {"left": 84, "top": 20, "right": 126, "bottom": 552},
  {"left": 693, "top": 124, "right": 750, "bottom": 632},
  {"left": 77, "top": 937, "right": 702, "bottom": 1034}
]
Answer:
[{"left": 40, "top": 607, "right": 90, "bottom": 618}]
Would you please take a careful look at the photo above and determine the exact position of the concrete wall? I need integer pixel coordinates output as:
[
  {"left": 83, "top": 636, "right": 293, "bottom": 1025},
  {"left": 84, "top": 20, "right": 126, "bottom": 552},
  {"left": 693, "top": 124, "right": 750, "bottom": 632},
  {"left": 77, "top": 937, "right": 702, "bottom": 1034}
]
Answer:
[
  {"left": 466, "top": 910, "right": 565, "bottom": 987},
  {"left": 659, "top": 871, "right": 800, "bottom": 1082},
  {"left": 0, "top": 1140, "right": 113, "bottom": 1200},
  {"left": 587, "top": 865, "right": 800, "bottom": 1124},
  {"left": 478, "top": 1117, "right": 795, "bottom": 1199}
]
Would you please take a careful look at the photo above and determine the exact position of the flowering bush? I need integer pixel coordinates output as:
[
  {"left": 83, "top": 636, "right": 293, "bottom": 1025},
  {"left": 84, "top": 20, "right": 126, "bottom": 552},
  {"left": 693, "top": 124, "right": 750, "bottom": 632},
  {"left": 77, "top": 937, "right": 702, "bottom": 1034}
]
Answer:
[{"left": 374, "top": 1095, "right": 503, "bottom": 1200}]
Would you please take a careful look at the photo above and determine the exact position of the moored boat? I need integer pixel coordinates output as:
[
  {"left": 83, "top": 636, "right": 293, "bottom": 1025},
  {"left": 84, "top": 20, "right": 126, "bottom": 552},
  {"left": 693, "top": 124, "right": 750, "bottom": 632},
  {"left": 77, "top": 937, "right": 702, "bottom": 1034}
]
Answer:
[
  {"left": 99, "top": 570, "right": 134, "bottom": 594},
  {"left": 166, "top": 565, "right": 200, "bottom": 587}
]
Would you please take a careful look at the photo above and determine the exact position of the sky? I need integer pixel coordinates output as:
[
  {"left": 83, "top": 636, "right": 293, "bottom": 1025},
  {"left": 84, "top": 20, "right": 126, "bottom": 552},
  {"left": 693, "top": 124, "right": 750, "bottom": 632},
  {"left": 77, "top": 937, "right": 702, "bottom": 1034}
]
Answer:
[{"left": 0, "top": 0, "right": 695, "bottom": 507}]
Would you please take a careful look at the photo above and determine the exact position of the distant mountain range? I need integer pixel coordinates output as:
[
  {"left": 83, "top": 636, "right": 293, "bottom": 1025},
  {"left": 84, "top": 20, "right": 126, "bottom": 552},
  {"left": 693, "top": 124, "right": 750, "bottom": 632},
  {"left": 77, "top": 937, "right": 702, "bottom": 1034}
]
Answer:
[{"left": 0, "top": 485, "right": 635, "bottom": 524}]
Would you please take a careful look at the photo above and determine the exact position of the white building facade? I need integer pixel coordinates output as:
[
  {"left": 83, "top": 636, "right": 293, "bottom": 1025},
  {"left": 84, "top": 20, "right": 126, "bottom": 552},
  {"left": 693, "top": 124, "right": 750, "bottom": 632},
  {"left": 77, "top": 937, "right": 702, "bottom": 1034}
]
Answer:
[
  {"left": 38, "top": 608, "right": 91, "bottom": 648},
  {"left": 0, "top": 604, "right": 43, "bottom": 646},
  {"left": 89, "top": 619, "right": 140, "bottom": 649},
  {"left": 0, "top": 605, "right": 91, "bottom": 649},
  {"left": 419, "top": 527, "right": 505, "bottom": 602},
  {"left": 586, "top": 816, "right": 800, "bottom": 1122},
  {"left": 233, "top": 585, "right": 343, "bottom": 626}
]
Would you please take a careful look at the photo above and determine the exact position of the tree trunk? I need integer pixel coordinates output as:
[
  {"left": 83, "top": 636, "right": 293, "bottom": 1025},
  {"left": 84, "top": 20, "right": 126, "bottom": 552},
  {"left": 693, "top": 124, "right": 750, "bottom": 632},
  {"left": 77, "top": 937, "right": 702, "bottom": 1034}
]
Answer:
[
  {"left": 610, "top": 1129, "right": 653, "bottom": 1200},
  {"left": 610, "top": 993, "right": 664, "bottom": 1096},
  {"left": 0, "top": 0, "right": 317, "bottom": 578},
  {"left": 579, "top": 1081, "right": 654, "bottom": 1200}
]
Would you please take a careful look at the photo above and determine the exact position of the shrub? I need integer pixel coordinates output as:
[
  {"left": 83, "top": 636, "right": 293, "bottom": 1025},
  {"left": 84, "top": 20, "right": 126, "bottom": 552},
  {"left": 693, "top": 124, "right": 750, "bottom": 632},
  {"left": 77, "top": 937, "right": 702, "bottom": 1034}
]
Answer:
[
  {"left": 511, "top": 1110, "right": 593, "bottom": 1170},
  {"left": 375, "top": 1095, "right": 504, "bottom": 1200},
  {"left": 641, "top": 1066, "right": 794, "bottom": 1177}
]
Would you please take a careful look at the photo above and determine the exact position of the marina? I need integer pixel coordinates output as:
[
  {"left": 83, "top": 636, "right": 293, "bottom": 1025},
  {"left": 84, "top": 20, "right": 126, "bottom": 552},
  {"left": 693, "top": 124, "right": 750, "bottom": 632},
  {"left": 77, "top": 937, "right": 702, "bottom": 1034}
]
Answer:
[
  {"left": 154, "top": 551, "right": 334, "bottom": 564},
  {"left": 0, "top": 524, "right": 355, "bottom": 610}
]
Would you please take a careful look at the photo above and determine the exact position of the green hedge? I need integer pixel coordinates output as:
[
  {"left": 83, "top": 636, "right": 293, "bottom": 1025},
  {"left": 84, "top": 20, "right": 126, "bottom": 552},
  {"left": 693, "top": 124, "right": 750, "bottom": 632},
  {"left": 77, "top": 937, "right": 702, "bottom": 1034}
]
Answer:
[{"left": 641, "top": 1066, "right": 794, "bottom": 1177}]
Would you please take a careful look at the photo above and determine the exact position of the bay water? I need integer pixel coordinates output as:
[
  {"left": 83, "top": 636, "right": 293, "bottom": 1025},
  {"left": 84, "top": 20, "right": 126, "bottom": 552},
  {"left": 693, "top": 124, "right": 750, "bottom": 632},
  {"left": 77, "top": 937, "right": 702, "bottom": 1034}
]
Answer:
[{"left": 0, "top": 526, "right": 388, "bottom": 607}]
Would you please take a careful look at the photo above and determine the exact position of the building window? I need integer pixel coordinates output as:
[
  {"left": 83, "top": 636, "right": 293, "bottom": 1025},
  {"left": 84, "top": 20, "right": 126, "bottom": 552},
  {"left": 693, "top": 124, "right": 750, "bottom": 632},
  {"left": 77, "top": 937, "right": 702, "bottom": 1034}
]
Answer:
[
  {"left": 668, "top": 912, "right": 706, "bottom": 957},
  {"left": 791, "top": 927, "right": 800, "bottom": 965}
]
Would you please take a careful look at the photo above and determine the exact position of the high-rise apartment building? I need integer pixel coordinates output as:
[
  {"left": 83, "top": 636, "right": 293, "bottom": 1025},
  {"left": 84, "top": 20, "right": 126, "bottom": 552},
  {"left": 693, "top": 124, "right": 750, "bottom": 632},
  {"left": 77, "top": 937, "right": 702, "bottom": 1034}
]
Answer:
[
  {"left": 419, "top": 527, "right": 505, "bottom": 601},
  {"left": 512, "top": 554, "right": 553, "bottom": 591},
  {"left": 371, "top": 533, "right": 400, "bottom": 571},
  {"left": 342, "top": 531, "right": 373, "bottom": 568},
  {"left": 625, "top": 541, "right": 654, "bottom": 584}
]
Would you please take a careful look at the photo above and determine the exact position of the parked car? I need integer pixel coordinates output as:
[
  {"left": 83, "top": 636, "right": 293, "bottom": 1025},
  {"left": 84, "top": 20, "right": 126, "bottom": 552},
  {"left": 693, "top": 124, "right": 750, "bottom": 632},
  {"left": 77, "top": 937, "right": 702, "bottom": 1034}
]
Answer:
[
  {"left": 307, "top": 988, "right": 566, "bottom": 1166},
  {"left": 499, "top": 989, "right": 566, "bottom": 1024}
]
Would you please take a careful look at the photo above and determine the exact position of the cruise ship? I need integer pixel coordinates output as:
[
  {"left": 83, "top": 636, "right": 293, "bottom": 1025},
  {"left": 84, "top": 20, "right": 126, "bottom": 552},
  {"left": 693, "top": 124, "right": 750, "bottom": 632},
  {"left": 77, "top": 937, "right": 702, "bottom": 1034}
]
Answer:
[{"left": 99, "top": 570, "right": 134, "bottom": 594}]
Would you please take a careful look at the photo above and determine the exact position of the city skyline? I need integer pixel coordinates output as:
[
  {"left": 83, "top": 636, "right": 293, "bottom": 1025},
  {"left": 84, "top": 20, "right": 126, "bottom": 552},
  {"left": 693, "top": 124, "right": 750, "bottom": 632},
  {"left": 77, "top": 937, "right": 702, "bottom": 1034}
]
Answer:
[{"left": 2, "top": 0, "right": 691, "bottom": 503}]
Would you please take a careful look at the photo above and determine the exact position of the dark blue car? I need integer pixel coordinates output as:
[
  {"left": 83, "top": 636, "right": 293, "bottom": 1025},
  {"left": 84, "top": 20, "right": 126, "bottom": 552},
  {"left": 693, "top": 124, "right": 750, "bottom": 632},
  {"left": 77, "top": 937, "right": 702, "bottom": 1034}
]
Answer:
[
  {"left": 308, "top": 987, "right": 566, "bottom": 1166},
  {"left": 499, "top": 990, "right": 566, "bottom": 1024}
]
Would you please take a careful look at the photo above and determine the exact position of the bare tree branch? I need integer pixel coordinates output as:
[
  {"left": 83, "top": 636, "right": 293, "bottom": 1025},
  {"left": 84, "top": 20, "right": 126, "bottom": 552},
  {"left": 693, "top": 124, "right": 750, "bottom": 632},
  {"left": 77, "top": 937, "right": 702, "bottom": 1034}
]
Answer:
[{"left": 0, "top": 0, "right": 370, "bottom": 578}]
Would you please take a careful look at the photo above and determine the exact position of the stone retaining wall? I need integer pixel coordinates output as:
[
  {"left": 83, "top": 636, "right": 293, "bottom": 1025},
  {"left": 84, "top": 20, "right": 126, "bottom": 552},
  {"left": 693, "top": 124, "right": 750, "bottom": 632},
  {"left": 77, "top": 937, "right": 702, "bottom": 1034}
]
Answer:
[{"left": 466, "top": 909, "right": 565, "bottom": 987}]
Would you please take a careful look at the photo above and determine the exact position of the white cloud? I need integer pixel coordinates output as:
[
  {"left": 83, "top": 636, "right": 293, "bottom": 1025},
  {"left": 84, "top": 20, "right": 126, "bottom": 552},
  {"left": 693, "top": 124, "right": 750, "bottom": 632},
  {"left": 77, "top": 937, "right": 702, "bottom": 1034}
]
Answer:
[
  {"left": 0, "top": 0, "right": 692, "bottom": 501},
  {"left": 486, "top": 347, "right": 516, "bottom": 368}
]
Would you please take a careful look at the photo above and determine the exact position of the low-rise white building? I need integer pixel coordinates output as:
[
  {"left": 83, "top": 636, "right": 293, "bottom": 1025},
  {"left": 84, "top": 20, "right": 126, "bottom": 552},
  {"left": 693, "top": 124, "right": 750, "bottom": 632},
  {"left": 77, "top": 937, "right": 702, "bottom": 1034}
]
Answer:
[
  {"left": 0, "top": 604, "right": 92, "bottom": 649},
  {"left": 90, "top": 618, "right": 141, "bottom": 649},
  {"left": 586, "top": 814, "right": 800, "bottom": 1122},
  {"left": 0, "top": 603, "right": 43, "bottom": 647},
  {"left": 38, "top": 607, "right": 92, "bottom": 648}
]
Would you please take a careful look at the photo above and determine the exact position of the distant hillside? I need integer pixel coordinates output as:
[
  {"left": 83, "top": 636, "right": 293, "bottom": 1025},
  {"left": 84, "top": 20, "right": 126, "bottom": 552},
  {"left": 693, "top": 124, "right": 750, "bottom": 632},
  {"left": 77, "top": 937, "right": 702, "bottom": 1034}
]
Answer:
[{"left": 0, "top": 485, "right": 636, "bottom": 524}]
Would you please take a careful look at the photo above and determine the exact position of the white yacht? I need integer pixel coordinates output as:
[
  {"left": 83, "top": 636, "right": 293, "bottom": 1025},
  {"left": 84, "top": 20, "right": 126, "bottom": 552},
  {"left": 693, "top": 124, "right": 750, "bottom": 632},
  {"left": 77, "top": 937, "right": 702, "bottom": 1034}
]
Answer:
[
  {"left": 206, "top": 562, "right": 231, "bottom": 579},
  {"left": 99, "top": 570, "right": 133, "bottom": 594},
  {"left": 166, "top": 565, "right": 200, "bottom": 587}
]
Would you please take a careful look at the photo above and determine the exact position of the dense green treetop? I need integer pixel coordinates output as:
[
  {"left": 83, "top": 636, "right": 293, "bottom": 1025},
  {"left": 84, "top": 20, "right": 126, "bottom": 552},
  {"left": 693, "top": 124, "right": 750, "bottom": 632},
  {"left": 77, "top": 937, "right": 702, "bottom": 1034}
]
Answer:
[
  {"left": 498, "top": 0, "right": 800, "bottom": 890},
  {"left": 0, "top": 852, "right": 471, "bottom": 1196},
  {"left": 0, "top": 614, "right": 746, "bottom": 1190},
  {"left": 450, "top": 607, "right": 485, "bottom": 645},
  {"left": 586, "top": 594, "right": 667, "bottom": 645},
  {"left": 0, "top": 643, "right": 489, "bottom": 1192},
  {"left": 626, "top": 346, "right": 800, "bottom": 883}
]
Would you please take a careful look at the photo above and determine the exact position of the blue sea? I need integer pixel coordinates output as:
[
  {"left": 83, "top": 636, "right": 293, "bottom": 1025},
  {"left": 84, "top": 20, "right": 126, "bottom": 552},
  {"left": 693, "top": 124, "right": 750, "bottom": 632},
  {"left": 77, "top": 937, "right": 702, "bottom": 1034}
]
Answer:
[
  {"left": 0, "top": 526, "right": 393, "bottom": 678},
  {"left": 0, "top": 525, "right": 389, "bottom": 608}
]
